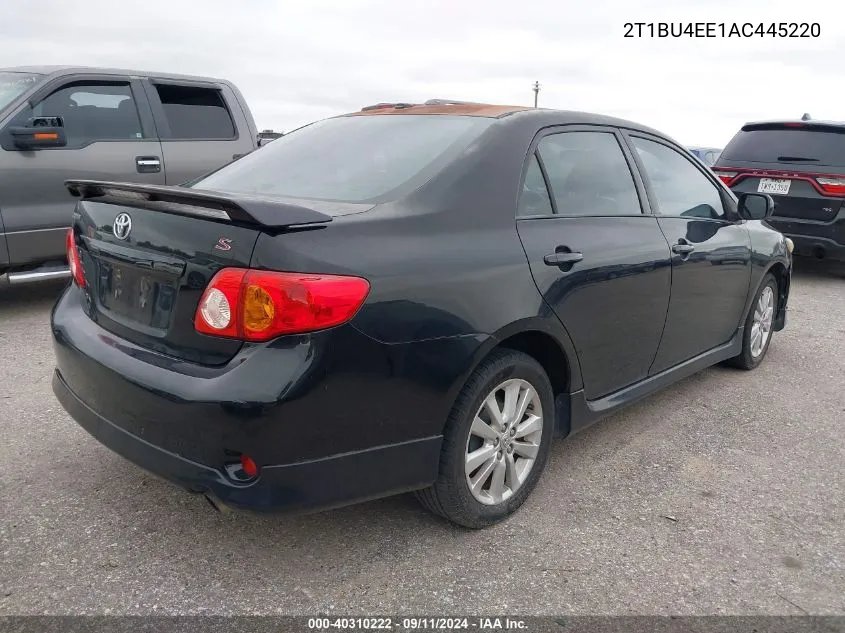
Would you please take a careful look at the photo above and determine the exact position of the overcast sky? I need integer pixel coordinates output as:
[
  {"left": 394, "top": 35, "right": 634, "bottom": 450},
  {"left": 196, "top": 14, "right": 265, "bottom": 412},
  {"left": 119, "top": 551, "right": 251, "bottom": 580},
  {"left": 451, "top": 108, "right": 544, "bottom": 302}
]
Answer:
[{"left": 1, "top": 0, "right": 841, "bottom": 147}]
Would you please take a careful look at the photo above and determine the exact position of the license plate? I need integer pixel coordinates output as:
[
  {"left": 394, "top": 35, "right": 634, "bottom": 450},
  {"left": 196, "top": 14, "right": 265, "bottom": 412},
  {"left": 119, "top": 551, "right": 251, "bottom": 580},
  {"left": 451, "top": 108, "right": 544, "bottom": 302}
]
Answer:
[
  {"left": 758, "top": 178, "right": 791, "bottom": 195},
  {"left": 98, "top": 262, "right": 176, "bottom": 329}
]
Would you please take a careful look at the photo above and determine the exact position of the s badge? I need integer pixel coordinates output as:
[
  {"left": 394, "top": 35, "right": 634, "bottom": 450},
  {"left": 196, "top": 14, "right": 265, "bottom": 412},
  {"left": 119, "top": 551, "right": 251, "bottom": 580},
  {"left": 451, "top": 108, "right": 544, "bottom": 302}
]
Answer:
[{"left": 214, "top": 238, "right": 233, "bottom": 252}]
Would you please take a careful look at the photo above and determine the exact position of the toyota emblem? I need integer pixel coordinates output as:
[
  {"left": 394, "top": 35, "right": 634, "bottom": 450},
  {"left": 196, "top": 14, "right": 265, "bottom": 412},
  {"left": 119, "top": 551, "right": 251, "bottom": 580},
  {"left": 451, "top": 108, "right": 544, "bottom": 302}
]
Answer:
[{"left": 113, "top": 213, "right": 132, "bottom": 240}]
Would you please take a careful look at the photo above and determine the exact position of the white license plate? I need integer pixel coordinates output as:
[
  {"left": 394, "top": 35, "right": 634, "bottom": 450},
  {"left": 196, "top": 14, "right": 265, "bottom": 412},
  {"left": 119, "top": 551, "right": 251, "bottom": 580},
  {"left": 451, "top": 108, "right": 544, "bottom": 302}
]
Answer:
[{"left": 758, "top": 178, "right": 791, "bottom": 195}]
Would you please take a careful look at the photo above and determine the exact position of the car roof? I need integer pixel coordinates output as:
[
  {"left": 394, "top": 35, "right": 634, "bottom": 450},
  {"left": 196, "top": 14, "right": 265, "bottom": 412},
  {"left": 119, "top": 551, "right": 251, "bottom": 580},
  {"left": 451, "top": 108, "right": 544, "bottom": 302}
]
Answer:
[
  {"left": 0, "top": 65, "right": 230, "bottom": 85},
  {"left": 341, "top": 102, "right": 672, "bottom": 136}
]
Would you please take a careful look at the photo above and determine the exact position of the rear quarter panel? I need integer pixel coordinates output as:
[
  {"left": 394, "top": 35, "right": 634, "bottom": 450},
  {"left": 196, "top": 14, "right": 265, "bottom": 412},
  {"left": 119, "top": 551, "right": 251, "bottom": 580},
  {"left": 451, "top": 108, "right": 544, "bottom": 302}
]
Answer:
[
  {"left": 249, "top": 210, "right": 576, "bottom": 433},
  {"left": 251, "top": 210, "right": 544, "bottom": 343}
]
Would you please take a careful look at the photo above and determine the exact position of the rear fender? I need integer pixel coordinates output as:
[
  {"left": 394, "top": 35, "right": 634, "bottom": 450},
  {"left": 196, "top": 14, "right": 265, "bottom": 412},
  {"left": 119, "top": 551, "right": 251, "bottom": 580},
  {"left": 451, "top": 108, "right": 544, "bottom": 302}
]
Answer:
[{"left": 441, "top": 316, "right": 584, "bottom": 436}]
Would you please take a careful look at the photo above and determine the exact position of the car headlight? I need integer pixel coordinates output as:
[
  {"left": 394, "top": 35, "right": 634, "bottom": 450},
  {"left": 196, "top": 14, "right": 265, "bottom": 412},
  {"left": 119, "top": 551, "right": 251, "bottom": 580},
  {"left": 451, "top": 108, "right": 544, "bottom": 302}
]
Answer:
[{"left": 784, "top": 237, "right": 794, "bottom": 254}]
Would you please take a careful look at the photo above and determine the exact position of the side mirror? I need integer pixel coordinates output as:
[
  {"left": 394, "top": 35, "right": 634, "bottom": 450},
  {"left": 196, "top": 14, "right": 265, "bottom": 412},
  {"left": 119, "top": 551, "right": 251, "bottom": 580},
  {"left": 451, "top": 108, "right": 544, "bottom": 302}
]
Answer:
[
  {"left": 9, "top": 116, "right": 67, "bottom": 149},
  {"left": 737, "top": 192, "right": 774, "bottom": 221}
]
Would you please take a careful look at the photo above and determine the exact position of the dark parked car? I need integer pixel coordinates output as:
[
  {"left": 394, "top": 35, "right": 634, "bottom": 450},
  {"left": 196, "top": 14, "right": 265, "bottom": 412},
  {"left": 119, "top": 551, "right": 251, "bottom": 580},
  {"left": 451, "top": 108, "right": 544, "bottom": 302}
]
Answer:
[
  {"left": 0, "top": 66, "right": 261, "bottom": 289},
  {"left": 713, "top": 119, "right": 845, "bottom": 261},
  {"left": 51, "top": 102, "right": 792, "bottom": 528},
  {"left": 688, "top": 146, "right": 722, "bottom": 167}
]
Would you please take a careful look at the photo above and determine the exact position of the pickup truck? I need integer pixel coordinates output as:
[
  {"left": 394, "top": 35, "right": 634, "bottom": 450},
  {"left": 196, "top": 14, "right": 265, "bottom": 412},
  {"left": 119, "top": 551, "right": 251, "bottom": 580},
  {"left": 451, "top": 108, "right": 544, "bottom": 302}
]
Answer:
[{"left": 0, "top": 66, "right": 263, "bottom": 288}]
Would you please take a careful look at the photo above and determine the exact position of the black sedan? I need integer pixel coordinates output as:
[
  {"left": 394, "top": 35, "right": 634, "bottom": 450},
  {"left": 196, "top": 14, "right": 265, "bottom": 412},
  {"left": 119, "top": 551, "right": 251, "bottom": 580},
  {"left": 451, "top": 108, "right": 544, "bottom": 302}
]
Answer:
[{"left": 52, "top": 101, "right": 792, "bottom": 528}]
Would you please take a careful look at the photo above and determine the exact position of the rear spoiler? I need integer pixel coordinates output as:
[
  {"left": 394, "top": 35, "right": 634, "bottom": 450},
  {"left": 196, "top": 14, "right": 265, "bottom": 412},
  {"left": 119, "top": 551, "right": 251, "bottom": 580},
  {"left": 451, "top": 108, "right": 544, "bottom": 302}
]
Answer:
[
  {"left": 742, "top": 121, "right": 845, "bottom": 135},
  {"left": 65, "top": 180, "right": 333, "bottom": 229}
]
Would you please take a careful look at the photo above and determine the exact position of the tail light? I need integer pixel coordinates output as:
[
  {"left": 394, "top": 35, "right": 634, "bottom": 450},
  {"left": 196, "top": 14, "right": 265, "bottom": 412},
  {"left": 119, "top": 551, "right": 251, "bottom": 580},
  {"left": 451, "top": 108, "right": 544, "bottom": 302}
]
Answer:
[
  {"left": 194, "top": 268, "right": 370, "bottom": 341},
  {"left": 66, "top": 229, "right": 86, "bottom": 287},
  {"left": 712, "top": 169, "right": 737, "bottom": 186},
  {"left": 815, "top": 177, "right": 845, "bottom": 196}
]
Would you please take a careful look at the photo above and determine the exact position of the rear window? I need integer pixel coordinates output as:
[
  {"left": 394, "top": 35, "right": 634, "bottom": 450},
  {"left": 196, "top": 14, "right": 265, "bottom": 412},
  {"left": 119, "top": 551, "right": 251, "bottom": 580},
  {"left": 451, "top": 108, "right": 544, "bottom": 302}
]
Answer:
[
  {"left": 721, "top": 127, "right": 845, "bottom": 166},
  {"left": 0, "top": 72, "right": 42, "bottom": 113},
  {"left": 191, "top": 114, "right": 494, "bottom": 204}
]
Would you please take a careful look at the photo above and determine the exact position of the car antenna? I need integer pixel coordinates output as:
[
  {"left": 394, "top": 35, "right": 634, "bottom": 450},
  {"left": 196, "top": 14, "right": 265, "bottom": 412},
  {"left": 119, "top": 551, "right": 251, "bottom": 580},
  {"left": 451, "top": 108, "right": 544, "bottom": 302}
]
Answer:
[{"left": 801, "top": 113, "right": 812, "bottom": 121}]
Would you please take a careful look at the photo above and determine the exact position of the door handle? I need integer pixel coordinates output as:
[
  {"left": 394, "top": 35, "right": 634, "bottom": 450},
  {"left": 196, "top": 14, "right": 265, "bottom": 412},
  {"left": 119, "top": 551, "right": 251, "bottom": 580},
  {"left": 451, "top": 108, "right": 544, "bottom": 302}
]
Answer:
[
  {"left": 544, "top": 251, "right": 584, "bottom": 266},
  {"left": 136, "top": 156, "right": 161, "bottom": 174},
  {"left": 671, "top": 242, "right": 695, "bottom": 255}
]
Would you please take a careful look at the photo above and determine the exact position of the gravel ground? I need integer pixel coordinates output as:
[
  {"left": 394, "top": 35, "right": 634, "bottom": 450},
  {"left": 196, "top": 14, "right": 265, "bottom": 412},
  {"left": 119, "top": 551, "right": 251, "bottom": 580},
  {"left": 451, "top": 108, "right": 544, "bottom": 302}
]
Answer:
[{"left": 1, "top": 259, "right": 843, "bottom": 616}]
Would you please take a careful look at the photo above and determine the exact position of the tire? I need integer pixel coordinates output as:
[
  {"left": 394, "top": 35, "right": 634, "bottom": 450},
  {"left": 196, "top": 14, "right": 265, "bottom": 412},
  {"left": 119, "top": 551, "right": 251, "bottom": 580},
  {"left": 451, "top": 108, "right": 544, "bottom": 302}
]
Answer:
[
  {"left": 725, "top": 273, "right": 778, "bottom": 370},
  {"left": 415, "top": 348, "right": 555, "bottom": 528}
]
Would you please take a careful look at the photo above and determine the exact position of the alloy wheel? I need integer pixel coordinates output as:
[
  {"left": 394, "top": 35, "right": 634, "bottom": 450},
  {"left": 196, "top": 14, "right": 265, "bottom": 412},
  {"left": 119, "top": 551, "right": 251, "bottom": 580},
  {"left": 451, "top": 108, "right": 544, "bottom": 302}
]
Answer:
[
  {"left": 464, "top": 378, "right": 544, "bottom": 506},
  {"left": 750, "top": 285, "right": 775, "bottom": 358}
]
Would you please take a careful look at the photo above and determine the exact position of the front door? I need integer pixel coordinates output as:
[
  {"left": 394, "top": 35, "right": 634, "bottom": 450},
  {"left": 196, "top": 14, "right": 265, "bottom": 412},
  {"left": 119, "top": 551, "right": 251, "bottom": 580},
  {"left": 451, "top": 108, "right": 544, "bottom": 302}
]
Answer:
[
  {"left": 626, "top": 134, "right": 752, "bottom": 374},
  {"left": 0, "top": 77, "right": 164, "bottom": 267},
  {"left": 516, "top": 127, "right": 672, "bottom": 401}
]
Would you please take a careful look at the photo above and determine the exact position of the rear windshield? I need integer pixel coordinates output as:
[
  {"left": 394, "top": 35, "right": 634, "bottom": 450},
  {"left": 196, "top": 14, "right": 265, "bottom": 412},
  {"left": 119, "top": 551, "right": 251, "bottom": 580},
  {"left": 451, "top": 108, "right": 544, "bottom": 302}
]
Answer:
[
  {"left": 0, "top": 72, "right": 42, "bottom": 113},
  {"left": 721, "top": 127, "right": 845, "bottom": 166},
  {"left": 191, "top": 114, "right": 494, "bottom": 204}
]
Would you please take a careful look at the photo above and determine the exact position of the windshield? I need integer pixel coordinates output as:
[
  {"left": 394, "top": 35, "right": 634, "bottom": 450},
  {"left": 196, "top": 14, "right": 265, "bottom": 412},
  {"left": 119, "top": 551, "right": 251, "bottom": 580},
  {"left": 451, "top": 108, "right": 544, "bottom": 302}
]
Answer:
[
  {"left": 192, "top": 114, "right": 494, "bottom": 204},
  {"left": 0, "top": 72, "right": 42, "bottom": 113}
]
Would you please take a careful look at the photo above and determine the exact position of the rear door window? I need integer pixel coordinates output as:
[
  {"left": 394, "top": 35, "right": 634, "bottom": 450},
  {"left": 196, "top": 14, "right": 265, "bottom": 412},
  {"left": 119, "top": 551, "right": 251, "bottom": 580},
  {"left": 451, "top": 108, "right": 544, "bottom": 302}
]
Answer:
[
  {"left": 153, "top": 84, "right": 235, "bottom": 140},
  {"left": 721, "top": 127, "right": 845, "bottom": 166},
  {"left": 537, "top": 131, "right": 642, "bottom": 216},
  {"left": 517, "top": 154, "right": 554, "bottom": 216}
]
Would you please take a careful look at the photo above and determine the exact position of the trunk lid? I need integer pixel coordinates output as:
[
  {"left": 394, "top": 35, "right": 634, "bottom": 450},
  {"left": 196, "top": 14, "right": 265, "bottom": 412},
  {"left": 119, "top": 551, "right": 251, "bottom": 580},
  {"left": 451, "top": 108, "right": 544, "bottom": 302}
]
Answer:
[{"left": 67, "top": 180, "right": 335, "bottom": 365}]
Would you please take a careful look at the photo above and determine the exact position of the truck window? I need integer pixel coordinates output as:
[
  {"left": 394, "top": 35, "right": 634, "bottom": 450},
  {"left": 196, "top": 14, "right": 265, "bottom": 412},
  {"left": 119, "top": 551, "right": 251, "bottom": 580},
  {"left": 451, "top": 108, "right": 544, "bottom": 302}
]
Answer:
[
  {"left": 10, "top": 81, "right": 144, "bottom": 148},
  {"left": 154, "top": 84, "right": 236, "bottom": 140}
]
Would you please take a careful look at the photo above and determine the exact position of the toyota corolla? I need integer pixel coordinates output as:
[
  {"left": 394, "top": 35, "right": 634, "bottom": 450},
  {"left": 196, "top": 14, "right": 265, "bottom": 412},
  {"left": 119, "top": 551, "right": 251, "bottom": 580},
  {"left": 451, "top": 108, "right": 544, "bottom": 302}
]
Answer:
[{"left": 51, "top": 101, "right": 792, "bottom": 528}]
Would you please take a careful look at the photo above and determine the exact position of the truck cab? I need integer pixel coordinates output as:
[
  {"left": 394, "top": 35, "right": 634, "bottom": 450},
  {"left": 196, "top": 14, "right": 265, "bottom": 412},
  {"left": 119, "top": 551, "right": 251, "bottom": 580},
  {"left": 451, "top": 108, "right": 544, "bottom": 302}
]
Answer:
[{"left": 0, "top": 66, "right": 259, "bottom": 287}]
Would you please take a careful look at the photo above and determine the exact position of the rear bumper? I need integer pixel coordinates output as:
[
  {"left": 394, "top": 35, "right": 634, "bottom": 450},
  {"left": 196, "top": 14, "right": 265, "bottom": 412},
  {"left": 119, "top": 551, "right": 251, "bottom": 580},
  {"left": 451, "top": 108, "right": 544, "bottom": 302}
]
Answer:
[
  {"left": 782, "top": 233, "right": 845, "bottom": 261},
  {"left": 768, "top": 215, "right": 845, "bottom": 261},
  {"left": 49, "top": 285, "right": 486, "bottom": 513},
  {"left": 53, "top": 369, "right": 440, "bottom": 512}
]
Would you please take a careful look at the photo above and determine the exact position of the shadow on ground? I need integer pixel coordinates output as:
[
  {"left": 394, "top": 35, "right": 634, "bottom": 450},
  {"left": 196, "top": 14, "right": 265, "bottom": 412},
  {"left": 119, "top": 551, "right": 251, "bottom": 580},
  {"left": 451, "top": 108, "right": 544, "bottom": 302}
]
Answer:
[
  {"left": 791, "top": 256, "right": 845, "bottom": 280},
  {"left": 0, "top": 280, "right": 67, "bottom": 315}
]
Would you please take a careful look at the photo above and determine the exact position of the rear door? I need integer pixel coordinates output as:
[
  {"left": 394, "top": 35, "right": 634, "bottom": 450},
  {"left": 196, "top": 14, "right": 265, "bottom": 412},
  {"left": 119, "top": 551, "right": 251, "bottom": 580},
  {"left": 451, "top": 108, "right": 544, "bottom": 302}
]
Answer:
[
  {"left": 142, "top": 79, "right": 255, "bottom": 185},
  {"left": 0, "top": 75, "right": 164, "bottom": 267},
  {"left": 625, "top": 133, "right": 751, "bottom": 374},
  {"left": 516, "top": 126, "right": 672, "bottom": 401}
]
